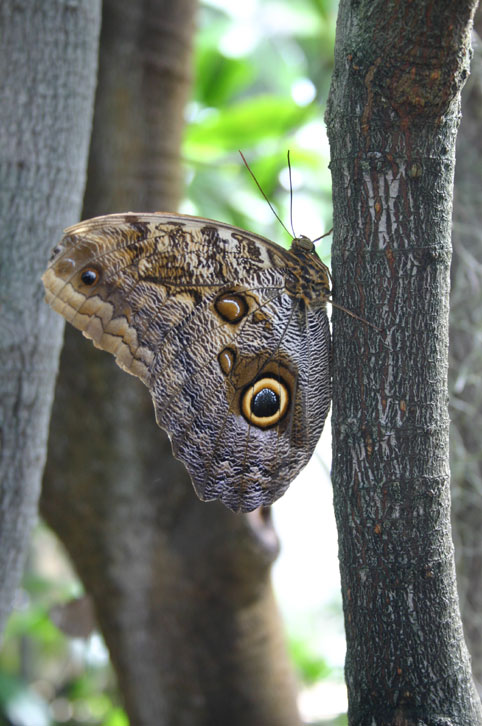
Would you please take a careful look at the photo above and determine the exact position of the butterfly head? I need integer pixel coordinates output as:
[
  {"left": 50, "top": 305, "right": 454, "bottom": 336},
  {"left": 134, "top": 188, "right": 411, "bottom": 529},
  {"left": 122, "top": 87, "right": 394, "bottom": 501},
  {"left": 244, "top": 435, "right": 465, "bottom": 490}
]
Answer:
[
  {"left": 291, "top": 235, "right": 315, "bottom": 254},
  {"left": 286, "top": 235, "right": 331, "bottom": 302}
]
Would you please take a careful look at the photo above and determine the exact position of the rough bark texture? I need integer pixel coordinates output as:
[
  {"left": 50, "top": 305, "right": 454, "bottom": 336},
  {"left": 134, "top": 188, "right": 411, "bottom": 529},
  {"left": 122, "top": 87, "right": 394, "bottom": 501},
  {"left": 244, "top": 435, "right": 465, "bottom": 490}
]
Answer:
[
  {"left": 82, "top": 0, "right": 187, "bottom": 213},
  {"left": 41, "top": 2, "right": 301, "bottom": 725},
  {"left": 451, "top": 9, "right": 482, "bottom": 694},
  {"left": 0, "top": 0, "right": 100, "bottom": 636},
  {"left": 325, "top": 1, "right": 482, "bottom": 724}
]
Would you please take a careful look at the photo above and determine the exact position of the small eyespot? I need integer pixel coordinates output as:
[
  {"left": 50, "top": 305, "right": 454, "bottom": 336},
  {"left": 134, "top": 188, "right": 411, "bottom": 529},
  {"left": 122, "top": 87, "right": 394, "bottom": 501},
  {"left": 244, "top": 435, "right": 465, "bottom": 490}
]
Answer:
[
  {"left": 214, "top": 292, "right": 248, "bottom": 323},
  {"left": 80, "top": 267, "right": 100, "bottom": 286},
  {"left": 218, "top": 347, "right": 236, "bottom": 376},
  {"left": 49, "top": 245, "right": 62, "bottom": 259},
  {"left": 241, "top": 376, "right": 290, "bottom": 429}
]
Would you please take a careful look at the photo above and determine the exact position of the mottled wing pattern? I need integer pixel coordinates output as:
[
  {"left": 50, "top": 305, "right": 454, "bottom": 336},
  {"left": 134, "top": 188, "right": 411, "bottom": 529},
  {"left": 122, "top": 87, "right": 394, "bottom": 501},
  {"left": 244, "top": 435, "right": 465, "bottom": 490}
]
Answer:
[{"left": 42, "top": 212, "right": 331, "bottom": 512}]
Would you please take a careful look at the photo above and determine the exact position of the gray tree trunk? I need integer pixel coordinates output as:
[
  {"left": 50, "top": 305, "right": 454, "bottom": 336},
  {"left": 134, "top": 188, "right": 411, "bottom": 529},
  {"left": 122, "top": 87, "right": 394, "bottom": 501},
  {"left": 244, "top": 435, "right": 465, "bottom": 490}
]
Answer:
[
  {"left": 326, "top": 1, "right": 482, "bottom": 724},
  {"left": 451, "top": 9, "right": 482, "bottom": 694},
  {"left": 41, "top": 2, "right": 301, "bottom": 725},
  {"left": 0, "top": 0, "right": 100, "bottom": 636}
]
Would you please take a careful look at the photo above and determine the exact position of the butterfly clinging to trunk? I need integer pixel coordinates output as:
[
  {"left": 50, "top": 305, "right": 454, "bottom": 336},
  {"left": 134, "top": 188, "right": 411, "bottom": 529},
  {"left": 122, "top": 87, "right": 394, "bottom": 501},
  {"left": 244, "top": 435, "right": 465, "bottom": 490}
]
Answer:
[{"left": 43, "top": 208, "right": 332, "bottom": 512}]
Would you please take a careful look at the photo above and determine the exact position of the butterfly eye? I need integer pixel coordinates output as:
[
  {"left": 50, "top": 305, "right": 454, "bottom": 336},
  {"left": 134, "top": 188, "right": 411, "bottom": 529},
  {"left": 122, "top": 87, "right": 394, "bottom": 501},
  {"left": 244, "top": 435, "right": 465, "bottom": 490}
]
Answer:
[
  {"left": 80, "top": 267, "right": 101, "bottom": 286},
  {"left": 242, "top": 376, "right": 290, "bottom": 429}
]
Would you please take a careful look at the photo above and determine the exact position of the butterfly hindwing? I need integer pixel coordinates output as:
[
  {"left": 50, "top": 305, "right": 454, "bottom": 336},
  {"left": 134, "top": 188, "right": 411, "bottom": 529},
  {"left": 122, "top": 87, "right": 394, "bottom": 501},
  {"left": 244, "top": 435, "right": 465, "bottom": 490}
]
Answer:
[{"left": 42, "top": 212, "right": 331, "bottom": 512}]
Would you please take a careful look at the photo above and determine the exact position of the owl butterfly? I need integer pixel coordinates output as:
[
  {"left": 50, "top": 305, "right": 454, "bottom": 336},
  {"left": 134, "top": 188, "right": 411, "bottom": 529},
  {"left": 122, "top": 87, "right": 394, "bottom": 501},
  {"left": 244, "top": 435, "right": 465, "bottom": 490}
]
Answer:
[{"left": 42, "top": 212, "right": 331, "bottom": 512}]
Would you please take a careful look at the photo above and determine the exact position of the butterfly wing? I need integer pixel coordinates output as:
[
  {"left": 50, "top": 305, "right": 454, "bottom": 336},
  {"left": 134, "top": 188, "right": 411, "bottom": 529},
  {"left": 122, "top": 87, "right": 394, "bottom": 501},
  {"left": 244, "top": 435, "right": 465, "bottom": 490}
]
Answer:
[{"left": 42, "top": 212, "right": 331, "bottom": 512}]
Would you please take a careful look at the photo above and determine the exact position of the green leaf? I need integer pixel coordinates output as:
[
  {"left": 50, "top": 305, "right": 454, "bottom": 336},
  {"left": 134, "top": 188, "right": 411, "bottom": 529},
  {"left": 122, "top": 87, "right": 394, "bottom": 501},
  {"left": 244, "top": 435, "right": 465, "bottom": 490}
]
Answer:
[
  {"left": 194, "top": 48, "right": 255, "bottom": 106},
  {"left": 104, "top": 706, "right": 129, "bottom": 726},
  {"left": 5, "top": 607, "right": 61, "bottom": 647},
  {"left": 185, "top": 96, "right": 317, "bottom": 158},
  {"left": 289, "top": 636, "right": 332, "bottom": 685}
]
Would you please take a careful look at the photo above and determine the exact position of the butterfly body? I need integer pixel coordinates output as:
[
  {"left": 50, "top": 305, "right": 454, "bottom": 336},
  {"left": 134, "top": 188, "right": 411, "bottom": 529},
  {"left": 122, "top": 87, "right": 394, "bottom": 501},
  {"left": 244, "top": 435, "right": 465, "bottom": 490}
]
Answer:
[{"left": 43, "top": 212, "right": 331, "bottom": 512}]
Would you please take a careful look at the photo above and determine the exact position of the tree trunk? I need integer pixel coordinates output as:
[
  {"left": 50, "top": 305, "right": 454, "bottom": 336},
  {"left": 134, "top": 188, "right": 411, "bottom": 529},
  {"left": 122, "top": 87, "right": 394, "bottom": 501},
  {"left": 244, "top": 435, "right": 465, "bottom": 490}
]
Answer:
[
  {"left": 0, "top": 0, "right": 100, "bottom": 636},
  {"left": 41, "top": 2, "right": 301, "bottom": 725},
  {"left": 325, "top": 1, "right": 482, "bottom": 724},
  {"left": 451, "top": 9, "right": 482, "bottom": 694}
]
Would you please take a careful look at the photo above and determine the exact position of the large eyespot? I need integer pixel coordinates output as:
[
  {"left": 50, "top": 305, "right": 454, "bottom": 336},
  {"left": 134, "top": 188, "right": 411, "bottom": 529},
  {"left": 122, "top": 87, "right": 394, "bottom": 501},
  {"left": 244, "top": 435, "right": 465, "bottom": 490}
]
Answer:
[
  {"left": 80, "top": 267, "right": 101, "bottom": 286},
  {"left": 241, "top": 376, "right": 290, "bottom": 429},
  {"left": 214, "top": 292, "right": 248, "bottom": 323}
]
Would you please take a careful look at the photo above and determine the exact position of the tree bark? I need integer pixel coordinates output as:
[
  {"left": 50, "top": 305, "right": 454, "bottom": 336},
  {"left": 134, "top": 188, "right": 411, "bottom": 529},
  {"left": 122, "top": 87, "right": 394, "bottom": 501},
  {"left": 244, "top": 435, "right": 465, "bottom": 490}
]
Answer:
[
  {"left": 0, "top": 0, "right": 100, "bottom": 636},
  {"left": 325, "top": 1, "right": 482, "bottom": 724},
  {"left": 451, "top": 8, "right": 482, "bottom": 694},
  {"left": 41, "top": 2, "right": 301, "bottom": 725}
]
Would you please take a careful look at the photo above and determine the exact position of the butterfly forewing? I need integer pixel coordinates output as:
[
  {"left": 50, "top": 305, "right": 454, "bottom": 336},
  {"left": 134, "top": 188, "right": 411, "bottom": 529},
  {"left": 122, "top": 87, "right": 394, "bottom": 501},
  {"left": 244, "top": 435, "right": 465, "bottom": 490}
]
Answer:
[{"left": 42, "top": 212, "right": 331, "bottom": 512}]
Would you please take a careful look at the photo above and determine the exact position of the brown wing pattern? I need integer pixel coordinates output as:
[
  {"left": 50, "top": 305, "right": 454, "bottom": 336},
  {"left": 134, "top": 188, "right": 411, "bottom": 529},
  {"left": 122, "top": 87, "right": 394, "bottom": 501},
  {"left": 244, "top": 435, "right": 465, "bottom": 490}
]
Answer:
[{"left": 42, "top": 212, "right": 331, "bottom": 511}]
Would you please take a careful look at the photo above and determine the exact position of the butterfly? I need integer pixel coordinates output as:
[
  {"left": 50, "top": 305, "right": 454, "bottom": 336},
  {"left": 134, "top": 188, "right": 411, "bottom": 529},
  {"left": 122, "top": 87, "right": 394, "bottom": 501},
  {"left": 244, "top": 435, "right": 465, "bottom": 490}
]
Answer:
[{"left": 42, "top": 212, "right": 331, "bottom": 512}]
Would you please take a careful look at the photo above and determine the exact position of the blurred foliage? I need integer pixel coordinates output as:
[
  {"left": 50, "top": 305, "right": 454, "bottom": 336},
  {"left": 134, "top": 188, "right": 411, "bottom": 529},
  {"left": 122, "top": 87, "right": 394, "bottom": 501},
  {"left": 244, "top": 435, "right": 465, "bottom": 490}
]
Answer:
[
  {"left": 315, "top": 716, "right": 348, "bottom": 726},
  {"left": 1, "top": 0, "right": 342, "bottom": 724},
  {"left": 183, "top": 0, "right": 337, "bottom": 255},
  {"left": 289, "top": 635, "right": 332, "bottom": 685},
  {"left": 0, "top": 527, "right": 124, "bottom": 726}
]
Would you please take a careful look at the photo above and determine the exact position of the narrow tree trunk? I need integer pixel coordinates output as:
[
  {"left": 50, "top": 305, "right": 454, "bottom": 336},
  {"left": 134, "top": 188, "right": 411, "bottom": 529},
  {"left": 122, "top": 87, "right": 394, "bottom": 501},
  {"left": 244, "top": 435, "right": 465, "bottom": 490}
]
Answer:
[
  {"left": 325, "top": 1, "right": 482, "bottom": 724},
  {"left": 451, "top": 11, "right": 482, "bottom": 693},
  {"left": 0, "top": 0, "right": 100, "bottom": 636},
  {"left": 41, "top": 2, "right": 301, "bottom": 724}
]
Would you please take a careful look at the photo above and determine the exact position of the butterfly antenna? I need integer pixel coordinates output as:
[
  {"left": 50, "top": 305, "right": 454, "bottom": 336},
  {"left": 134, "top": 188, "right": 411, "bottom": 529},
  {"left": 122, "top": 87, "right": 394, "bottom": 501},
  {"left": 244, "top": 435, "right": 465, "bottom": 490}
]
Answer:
[
  {"left": 287, "top": 150, "right": 296, "bottom": 238},
  {"left": 312, "top": 227, "right": 333, "bottom": 243},
  {"left": 239, "top": 150, "right": 292, "bottom": 238}
]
